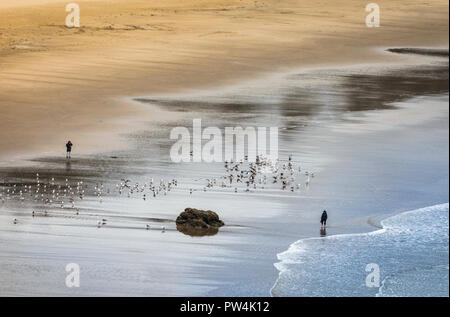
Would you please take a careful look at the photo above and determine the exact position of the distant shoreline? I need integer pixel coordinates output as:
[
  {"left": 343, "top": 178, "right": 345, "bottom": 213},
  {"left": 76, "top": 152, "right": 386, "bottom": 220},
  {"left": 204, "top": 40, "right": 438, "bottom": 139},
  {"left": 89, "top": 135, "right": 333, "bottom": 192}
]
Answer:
[{"left": 387, "top": 48, "right": 449, "bottom": 57}]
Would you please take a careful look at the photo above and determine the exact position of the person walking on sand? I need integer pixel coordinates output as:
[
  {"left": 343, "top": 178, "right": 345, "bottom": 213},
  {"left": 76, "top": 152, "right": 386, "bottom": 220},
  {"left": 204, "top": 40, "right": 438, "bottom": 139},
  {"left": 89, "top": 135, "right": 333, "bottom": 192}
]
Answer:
[
  {"left": 320, "top": 210, "right": 328, "bottom": 228},
  {"left": 66, "top": 141, "right": 73, "bottom": 159}
]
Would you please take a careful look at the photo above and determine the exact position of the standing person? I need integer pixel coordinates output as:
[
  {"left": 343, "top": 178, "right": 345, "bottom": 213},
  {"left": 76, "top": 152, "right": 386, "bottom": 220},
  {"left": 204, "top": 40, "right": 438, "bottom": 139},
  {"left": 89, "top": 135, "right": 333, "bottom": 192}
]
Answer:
[
  {"left": 66, "top": 141, "right": 73, "bottom": 159},
  {"left": 320, "top": 210, "right": 328, "bottom": 228}
]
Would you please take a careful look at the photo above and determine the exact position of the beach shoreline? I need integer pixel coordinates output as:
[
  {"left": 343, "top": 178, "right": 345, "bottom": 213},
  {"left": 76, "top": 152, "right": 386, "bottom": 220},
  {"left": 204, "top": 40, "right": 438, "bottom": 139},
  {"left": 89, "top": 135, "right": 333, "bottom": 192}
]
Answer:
[
  {"left": 271, "top": 203, "right": 449, "bottom": 297},
  {"left": 1, "top": 54, "right": 448, "bottom": 296},
  {"left": 0, "top": 0, "right": 448, "bottom": 297},
  {"left": 1, "top": 0, "right": 449, "bottom": 161}
]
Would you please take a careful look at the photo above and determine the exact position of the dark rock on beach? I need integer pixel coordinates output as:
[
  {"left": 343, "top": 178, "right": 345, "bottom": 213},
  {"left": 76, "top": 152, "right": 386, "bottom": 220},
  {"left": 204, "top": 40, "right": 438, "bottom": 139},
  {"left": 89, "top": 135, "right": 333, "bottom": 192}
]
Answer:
[
  {"left": 176, "top": 224, "right": 220, "bottom": 237},
  {"left": 176, "top": 208, "right": 225, "bottom": 228},
  {"left": 176, "top": 208, "right": 224, "bottom": 236}
]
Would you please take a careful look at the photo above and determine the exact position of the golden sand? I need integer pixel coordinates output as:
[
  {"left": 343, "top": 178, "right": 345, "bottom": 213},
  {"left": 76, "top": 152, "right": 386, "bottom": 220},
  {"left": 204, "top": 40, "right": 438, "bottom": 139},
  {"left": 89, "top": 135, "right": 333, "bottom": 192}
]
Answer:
[{"left": 0, "top": 0, "right": 448, "bottom": 159}]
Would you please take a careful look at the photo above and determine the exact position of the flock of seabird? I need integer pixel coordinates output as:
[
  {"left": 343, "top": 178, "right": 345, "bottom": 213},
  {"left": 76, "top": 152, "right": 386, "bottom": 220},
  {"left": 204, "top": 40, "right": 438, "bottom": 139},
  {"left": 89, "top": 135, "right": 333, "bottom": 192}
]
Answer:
[
  {"left": 1, "top": 155, "right": 315, "bottom": 230},
  {"left": 195, "top": 155, "right": 313, "bottom": 194}
]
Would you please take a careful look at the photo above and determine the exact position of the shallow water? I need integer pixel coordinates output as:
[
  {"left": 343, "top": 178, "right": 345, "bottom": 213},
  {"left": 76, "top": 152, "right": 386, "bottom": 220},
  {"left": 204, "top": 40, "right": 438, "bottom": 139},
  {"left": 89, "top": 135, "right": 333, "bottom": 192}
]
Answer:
[
  {"left": 0, "top": 54, "right": 448, "bottom": 296},
  {"left": 271, "top": 203, "right": 449, "bottom": 297}
]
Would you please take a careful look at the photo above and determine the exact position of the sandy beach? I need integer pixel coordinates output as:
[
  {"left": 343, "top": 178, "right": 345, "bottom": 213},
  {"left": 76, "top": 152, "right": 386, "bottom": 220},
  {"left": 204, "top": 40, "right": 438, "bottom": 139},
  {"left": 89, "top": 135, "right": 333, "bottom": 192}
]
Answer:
[
  {"left": 0, "top": 1, "right": 449, "bottom": 297},
  {"left": 0, "top": 0, "right": 448, "bottom": 160}
]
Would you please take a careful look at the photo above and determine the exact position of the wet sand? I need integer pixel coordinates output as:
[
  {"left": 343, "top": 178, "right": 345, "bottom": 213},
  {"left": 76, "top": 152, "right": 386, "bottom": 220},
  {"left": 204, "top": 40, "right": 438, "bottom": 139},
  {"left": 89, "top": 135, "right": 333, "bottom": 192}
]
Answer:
[
  {"left": 0, "top": 52, "right": 448, "bottom": 296},
  {"left": 0, "top": 0, "right": 449, "bottom": 160}
]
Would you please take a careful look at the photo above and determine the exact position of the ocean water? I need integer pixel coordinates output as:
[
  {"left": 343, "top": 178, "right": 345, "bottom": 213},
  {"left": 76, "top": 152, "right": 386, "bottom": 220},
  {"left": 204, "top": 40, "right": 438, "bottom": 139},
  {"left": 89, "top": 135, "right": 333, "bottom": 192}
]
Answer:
[{"left": 271, "top": 203, "right": 449, "bottom": 297}]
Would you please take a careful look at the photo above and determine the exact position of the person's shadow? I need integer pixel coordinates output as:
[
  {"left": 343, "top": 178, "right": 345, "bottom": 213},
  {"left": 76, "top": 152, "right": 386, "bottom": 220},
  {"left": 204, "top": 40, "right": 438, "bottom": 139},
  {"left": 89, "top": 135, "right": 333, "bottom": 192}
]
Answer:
[{"left": 320, "top": 227, "right": 327, "bottom": 237}]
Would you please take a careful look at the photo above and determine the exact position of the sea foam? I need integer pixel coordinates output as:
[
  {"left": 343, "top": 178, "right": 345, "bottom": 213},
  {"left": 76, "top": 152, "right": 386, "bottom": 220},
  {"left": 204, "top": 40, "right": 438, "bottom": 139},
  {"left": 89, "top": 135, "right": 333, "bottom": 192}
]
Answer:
[{"left": 271, "top": 203, "right": 449, "bottom": 297}]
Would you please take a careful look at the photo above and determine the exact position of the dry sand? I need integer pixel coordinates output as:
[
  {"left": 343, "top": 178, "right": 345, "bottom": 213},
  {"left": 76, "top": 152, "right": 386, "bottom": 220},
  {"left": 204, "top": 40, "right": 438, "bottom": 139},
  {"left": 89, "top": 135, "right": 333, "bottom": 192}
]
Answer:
[{"left": 0, "top": 0, "right": 448, "bottom": 160}]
